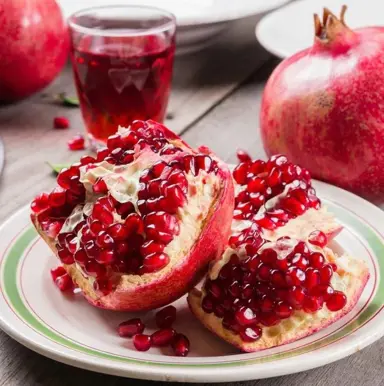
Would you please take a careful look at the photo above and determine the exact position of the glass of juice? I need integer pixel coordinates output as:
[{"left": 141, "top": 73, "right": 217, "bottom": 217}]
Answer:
[{"left": 68, "top": 6, "right": 176, "bottom": 148}]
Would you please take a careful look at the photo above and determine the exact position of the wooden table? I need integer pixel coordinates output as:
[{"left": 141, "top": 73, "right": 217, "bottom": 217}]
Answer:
[{"left": 0, "top": 17, "right": 383, "bottom": 386}]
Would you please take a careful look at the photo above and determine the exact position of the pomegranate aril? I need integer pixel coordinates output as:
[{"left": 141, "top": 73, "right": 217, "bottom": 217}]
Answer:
[
  {"left": 151, "top": 328, "right": 176, "bottom": 347},
  {"left": 288, "top": 286, "right": 306, "bottom": 309},
  {"left": 125, "top": 213, "right": 144, "bottom": 235},
  {"left": 260, "top": 296, "right": 275, "bottom": 313},
  {"left": 68, "top": 134, "right": 85, "bottom": 151},
  {"left": 270, "top": 270, "right": 286, "bottom": 288},
  {"left": 326, "top": 290, "right": 347, "bottom": 311},
  {"left": 93, "top": 178, "right": 108, "bottom": 194},
  {"left": 74, "top": 248, "right": 87, "bottom": 265},
  {"left": 267, "top": 167, "right": 282, "bottom": 187},
  {"left": 55, "top": 273, "right": 73, "bottom": 291},
  {"left": 89, "top": 220, "right": 104, "bottom": 237},
  {"left": 49, "top": 187, "right": 66, "bottom": 207},
  {"left": 236, "top": 149, "right": 252, "bottom": 163},
  {"left": 140, "top": 240, "right": 164, "bottom": 256},
  {"left": 117, "top": 202, "right": 135, "bottom": 218},
  {"left": 195, "top": 155, "right": 213, "bottom": 173},
  {"left": 80, "top": 155, "right": 95, "bottom": 165},
  {"left": 96, "top": 147, "right": 109, "bottom": 161},
  {"left": 305, "top": 268, "right": 320, "bottom": 289},
  {"left": 172, "top": 333, "right": 190, "bottom": 357},
  {"left": 206, "top": 280, "right": 223, "bottom": 299},
  {"left": 141, "top": 252, "right": 169, "bottom": 273},
  {"left": 96, "top": 230, "right": 115, "bottom": 249},
  {"left": 275, "top": 301, "right": 293, "bottom": 319},
  {"left": 57, "top": 245, "right": 74, "bottom": 265},
  {"left": 235, "top": 306, "right": 258, "bottom": 326},
  {"left": 96, "top": 249, "right": 115, "bottom": 264},
  {"left": 291, "top": 254, "right": 309, "bottom": 270},
  {"left": 50, "top": 266, "right": 66, "bottom": 281},
  {"left": 31, "top": 193, "right": 50, "bottom": 213},
  {"left": 260, "top": 248, "right": 277, "bottom": 265},
  {"left": 281, "top": 197, "right": 306, "bottom": 216},
  {"left": 202, "top": 296, "right": 215, "bottom": 313},
  {"left": 53, "top": 116, "right": 69, "bottom": 129},
  {"left": 309, "top": 252, "right": 325, "bottom": 268},
  {"left": 115, "top": 241, "right": 129, "bottom": 258},
  {"left": 108, "top": 223, "right": 129, "bottom": 241},
  {"left": 257, "top": 263, "right": 271, "bottom": 281},
  {"left": 164, "top": 184, "right": 186, "bottom": 209},
  {"left": 84, "top": 240, "right": 99, "bottom": 258},
  {"left": 118, "top": 318, "right": 145, "bottom": 337},
  {"left": 308, "top": 230, "right": 328, "bottom": 248},
  {"left": 320, "top": 264, "right": 333, "bottom": 284},
  {"left": 133, "top": 334, "right": 152, "bottom": 352},
  {"left": 286, "top": 267, "right": 306, "bottom": 286},
  {"left": 254, "top": 214, "right": 277, "bottom": 230},
  {"left": 233, "top": 163, "right": 249, "bottom": 184},
  {"left": 240, "top": 326, "right": 262, "bottom": 342},
  {"left": 84, "top": 260, "right": 106, "bottom": 278},
  {"left": 107, "top": 134, "right": 123, "bottom": 150},
  {"left": 222, "top": 314, "right": 241, "bottom": 333},
  {"left": 156, "top": 305, "right": 177, "bottom": 328},
  {"left": 259, "top": 312, "right": 280, "bottom": 327},
  {"left": 93, "top": 278, "right": 113, "bottom": 295},
  {"left": 303, "top": 296, "right": 323, "bottom": 313}
]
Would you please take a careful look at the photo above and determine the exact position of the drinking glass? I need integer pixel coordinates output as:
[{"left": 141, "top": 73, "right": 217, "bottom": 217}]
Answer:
[{"left": 68, "top": 6, "right": 176, "bottom": 148}]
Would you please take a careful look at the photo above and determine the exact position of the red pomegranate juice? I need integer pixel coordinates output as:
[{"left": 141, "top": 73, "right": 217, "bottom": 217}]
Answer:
[{"left": 71, "top": 36, "right": 175, "bottom": 144}]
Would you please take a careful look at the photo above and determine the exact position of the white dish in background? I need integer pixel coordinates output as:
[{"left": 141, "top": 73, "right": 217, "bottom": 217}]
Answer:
[
  {"left": 58, "top": 0, "right": 291, "bottom": 55},
  {"left": 256, "top": 0, "right": 384, "bottom": 58},
  {"left": 1, "top": 180, "right": 384, "bottom": 382}
]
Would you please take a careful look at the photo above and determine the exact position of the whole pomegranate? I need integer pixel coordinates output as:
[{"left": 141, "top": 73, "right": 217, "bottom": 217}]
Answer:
[
  {"left": 0, "top": 0, "right": 69, "bottom": 103},
  {"left": 260, "top": 6, "right": 384, "bottom": 201}
]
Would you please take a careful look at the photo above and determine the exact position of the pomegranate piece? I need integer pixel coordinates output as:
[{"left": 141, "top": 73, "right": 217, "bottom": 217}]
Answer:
[
  {"left": 236, "top": 149, "right": 252, "bottom": 163},
  {"left": 53, "top": 116, "right": 69, "bottom": 129},
  {"left": 50, "top": 266, "right": 66, "bottom": 281},
  {"left": 31, "top": 120, "right": 234, "bottom": 311},
  {"left": 171, "top": 333, "right": 190, "bottom": 357},
  {"left": 118, "top": 318, "right": 145, "bottom": 337},
  {"left": 188, "top": 229, "right": 369, "bottom": 352},
  {"left": 67, "top": 134, "right": 85, "bottom": 151},
  {"left": 156, "top": 305, "right": 177, "bottom": 328},
  {"left": 54, "top": 273, "right": 73, "bottom": 291},
  {"left": 133, "top": 334, "right": 152, "bottom": 352}
]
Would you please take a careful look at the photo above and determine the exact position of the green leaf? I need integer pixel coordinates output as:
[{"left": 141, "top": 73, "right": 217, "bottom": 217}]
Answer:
[
  {"left": 46, "top": 162, "right": 70, "bottom": 174},
  {"left": 57, "top": 92, "right": 80, "bottom": 107}
]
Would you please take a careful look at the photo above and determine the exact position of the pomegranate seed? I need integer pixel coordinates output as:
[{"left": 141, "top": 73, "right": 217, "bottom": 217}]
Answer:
[
  {"left": 305, "top": 268, "right": 320, "bottom": 289},
  {"left": 156, "top": 305, "right": 177, "bottom": 328},
  {"left": 260, "top": 296, "right": 275, "bottom": 312},
  {"left": 236, "top": 149, "right": 252, "bottom": 163},
  {"left": 141, "top": 252, "right": 169, "bottom": 273},
  {"left": 107, "top": 134, "right": 123, "bottom": 150},
  {"left": 291, "top": 253, "right": 309, "bottom": 270},
  {"left": 308, "top": 230, "right": 328, "bottom": 248},
  {"left": 202, "top": 296, "right": 214, "bottom": 313},
  {"left": 275, "top": 301, "right": 293, "bottom": 319},
  {"left": 31, "top": 193, "right": 50, "bottom": 213},
  {"left": 96, "top": 231, "right": 115, "bottom": 249},
  {"left": 320, "top": 264, "right": 333, "bottom": 284},
  {"left": 53, "top": 116, "right": 69, "bottom": 129},
  {"left": 164, "top": 184, "right": 186, "bottom": 209},
  {"left": 118, "top": 318, "right": 145, "bottom": 337},
  {"left": 151, "top": 161, "right": 167, "bottom": 177},
  {"left": 96, "top": 147, "right": 109, "bottom": 161},
  {"left": 257, "top": 263, "right": 271, "bottom": 281},
  {"left": 255, "top": 214, "right": 277, "bottom": 230},
  {"left": 294, "top": 241, "right": 310, "bottom": 255},
  {"left": 89, "top": 220, "right": 104, "bottom": 236},
  {"left": 270, "top": 270, "right": 286, "bottom": 288},
  {"left": 259, "top": 312, "right": 280, "bottom": 326},
  {"left": 286, "top": 267, "right": 306, "bottom": 286},
  {"left": 50, "top": 266, "right": 66, "bottom": 281},
  {"left": 288, "top": 286, "right": 306, "bottom": 309},
  {"left": 281, "top": 197, "right": 306, "bottom": 216},
  {"left": 310, "top": 284, "right": 334, "bottom": 299},
  {"left": 171, "top": 333, "right": 190, "bottom": 357},
  {"left": 96, "top": 249, "right": 115, "bottom": 265},
  {"left": 84, "top": 240, "right": 99, "bottom": 258},
  {"left": 48, "top": 187, "right": 66, "bottom": 207},
  {"left": 222, "top": 314, "right": 241, "bottom": 333},
  {"left": 55, "top": 273, "right": 73, "bottom": 291},
  {"left": 233, "top": 163, "right": 249, "bottom": 184},
  {"left": 57, "top": 245, "right": 74, "bottom": 264},
  {"left": 303, "top": 296, "right": 323, "bottom": 313},
  {"left": 74, "top": 248, "right": 87, "bottom": 265},
  {"left": 125, "top": 213, "right": 144, "bottom": 235},
  {"left": 326, "top": 291, "right": 347, "bottom": 311},
  {"left": 84, "top": 260, "right": 106, "bottom": 278},
  {"left": 267, "top": 167, "right": 282, "bottom": 187},
  {"left": 117, "top": 202, "right": 135, "bottom": 218},
  {"left": 68, "top": 134, "right": 85, "bottom": 151},
  {"left": 206, "top": 280, "right": 222, "bottom": 299},
  {"left": 108, "top": 223, "right": 129, "bottom": 241},
  {"left": 140, "top": 240, "right": 165, "bottom": 256},
  {"left": 80, "top": 155, "right": 95, "bottom": 165},
  {"left": 93, "top": 278, "right": 113, "bottom": 295},
  {"left": 195, "top": 155, "right": 213, "bottom": 173},
  {"left": 235, "top": 306, "right": 258, "bottom": 326},
  {"left": 240, "top": 326, "right": 262, "bottom": 342},
  {"left": 93, "top": 178, "right": 108, "bottom": 194},
  {"left": 151, "top": 328, "right": 176, "bottom": 347},
  {"left": 133, "top": 334, "right": 152, "bottom": 352}
]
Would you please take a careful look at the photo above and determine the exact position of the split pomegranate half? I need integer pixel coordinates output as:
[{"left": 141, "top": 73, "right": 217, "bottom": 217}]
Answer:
[
  {"left": 31, "top": 120, "right": 234, "bottom": 311},
  {"left": 188, "top": 155, "right": 369, "bottom": 352}
]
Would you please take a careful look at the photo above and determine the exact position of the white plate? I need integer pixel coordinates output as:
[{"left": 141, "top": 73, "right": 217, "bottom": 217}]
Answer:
[
  {"left": 1, "top": 180, "right": 384, "bottom": 382},
  {"left": 256, "top": 0, "right": 384, "bottom": 58},
  {"left": 59, "top": 0, "right": 290, "bottom": 54}
]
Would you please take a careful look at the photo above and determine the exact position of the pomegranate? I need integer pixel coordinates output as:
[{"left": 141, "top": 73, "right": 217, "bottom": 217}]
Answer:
[
  {"left": 260, "top": 6, "right": 384, "bottom": 201},
  {"left": 188, "top": 154, "right": 369, "bottom": 352},
  {"left": 31, "top": 120, "right": 234, "bottom": 311},
  {"left": 0, "top": 0, "right": 69, "bottom": 103}
]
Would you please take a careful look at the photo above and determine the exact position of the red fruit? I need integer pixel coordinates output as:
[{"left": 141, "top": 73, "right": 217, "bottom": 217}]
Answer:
[
  {"left": 235, "top": 307, "right": 258, "bottom": 326},
  {"left": 236, "top": 149, "right": 252, "bottom": 163},
  {"left": 239, "top": 326, "right": 262, "bottom": 342},
  {"left": 260, "top": 7, "right": 384, "bottom": 201},
  {"left": 151, "top": 328, "right": 176, "bottom": 347},
  {"left": 32, "top": 120, "right": 234, "bottom": 312},
  {"left": 50, "top": 266, "right": 66, "bottom": 281},
  {"left": 171, "top": 333, "right": 190, "bottom": 357},
  {"left": 308, "top": 231, "right": 328, "bottom": 248},
  {"left": 326, "top": 290, "right": 347, "bottom": 311},
  {"left": 133, "top": 334, "right": 152, "bottom": 352},
  {"left": 156, "top": 305, "right": 177, "bottom": 328},
  {"left": 0, "top": 0, "right": 69, "bottom": 103},
  {"left": 118, "top": 318, "right": 145, "bottom": 337},
  {"left": 53, "top": 116, "right": 69, "bottom": 129},
  {"left": 68, "top": 135, "right": 85, "bottom": 151},
  {"left": 31, "top": 193, "right": 50, "bottom": 213},
  {"left": 55, "top": 273, "right": 73, "bottom": 291}
]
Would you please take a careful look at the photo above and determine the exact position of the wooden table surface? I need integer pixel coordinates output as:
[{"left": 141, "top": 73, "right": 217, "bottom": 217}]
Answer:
[{"left": 0, "top": 20, "right": 383, "bottom": 386}]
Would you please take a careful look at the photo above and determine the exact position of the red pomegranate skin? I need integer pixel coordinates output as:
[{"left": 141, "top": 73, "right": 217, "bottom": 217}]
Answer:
[
  {"left": 0, "top": 0, "right": 69, "bottom": 103},
  {"left": 260, "top": 24, "right": 384, "bottom": 201}
]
